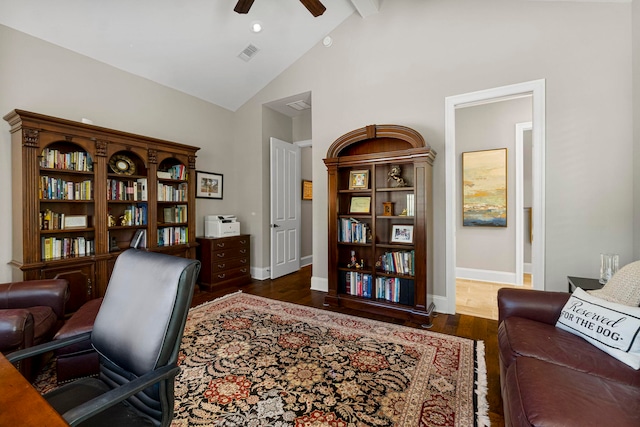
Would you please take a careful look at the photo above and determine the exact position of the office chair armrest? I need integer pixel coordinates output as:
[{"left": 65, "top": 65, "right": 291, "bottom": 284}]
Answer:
[
  {"left": 62, "top": 364, "right": 180, "bottom": 426},
  {"left": 6, "top": 331, "right": 92, "bottom": 363}
]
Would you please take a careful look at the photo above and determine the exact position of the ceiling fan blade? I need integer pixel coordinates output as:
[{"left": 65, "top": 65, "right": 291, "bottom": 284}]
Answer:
[
  {"left": 234, "top": 0, "right": 255, "bottom": 14},
  {"left": 299, "top": 0, "right": 326, "bottom": 17}
]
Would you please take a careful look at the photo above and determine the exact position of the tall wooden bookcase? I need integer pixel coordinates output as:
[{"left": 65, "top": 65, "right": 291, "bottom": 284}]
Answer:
[
  {"left": 4, "top": 109, "right": 199, "bottom": 312},
  {"left": 324, "top": 124, "right": 436, "bottom": 327}
]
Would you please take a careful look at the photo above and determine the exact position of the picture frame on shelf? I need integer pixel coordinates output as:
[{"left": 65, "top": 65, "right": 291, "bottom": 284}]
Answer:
[
  {"left": 196, "top": 170, "right": 223, "bottom": 199},
  {"left": 349, "top": 196, "right": 371, "bottom": 214},
  {"left": 349, "top": 170, "right": 369, "bottom": 190},
  {"left": 63, "top": 215, "right": 88, "bottom": 229},
  {"left": 391, "top": 224, "right": 414, "bottom": 244},
  {"left": 302, "top": 180, "right": 313, "bottom": 200}
]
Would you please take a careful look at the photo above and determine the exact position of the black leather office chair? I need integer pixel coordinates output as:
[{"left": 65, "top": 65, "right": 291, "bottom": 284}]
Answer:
[{"left": 8, "top": 249, "right": 200, "bottom": 427}]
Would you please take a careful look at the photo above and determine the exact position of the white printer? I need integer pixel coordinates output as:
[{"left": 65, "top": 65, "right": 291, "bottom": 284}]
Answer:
[{"left": 204, "top": 215, "right": 240, "bottom": 238}]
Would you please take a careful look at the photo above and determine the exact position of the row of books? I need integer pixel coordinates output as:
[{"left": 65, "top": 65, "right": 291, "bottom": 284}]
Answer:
[
  {"left": 107, "top": 178, "right": 148, "bottom": 201},
  {"left": 163, "top": 205, "right": 187, "bottom": 224},
  {"left": 167, "top": 164, "right": 187, "bottom": 180},
  {"left": 157, "top": 226, "right": 188, "bottom": 246},
  {"left": 378, "top": 250, "right": 415, "bottom": 276},
  {"left": 339, "top": 218, "right": 369, "bottom": 243},
  {"left": 405, "top": 194, "right": 415, "bottom": 217},
  {"left": 118, "top": 204, "right": 147, "bottom": 227},
  {"left": 341, "top": 272, "right": 415, "bottom": 305},
  {"left": 130, "top": 229, "right": 147, "bottom": 249},
  {"left": 41, "top": 236, "right": 94, "bottom": 260},
  {"left": 40, "top": 176, "right": 92, "bottom": 200},
  {"left": 40, "top": 210, "right": 89, "bottom": 231},
  {"left": 158, "top": 183, "right": 188, "bottom": 202},
  {"left": 343, "top": 271, "right": 374, "bottom": 298},
  {"left": 40, "top": 148, "right": 93, "bottom": 172},
  {"left": 375, "top": 277, "right": 415, "bottom": 305}
]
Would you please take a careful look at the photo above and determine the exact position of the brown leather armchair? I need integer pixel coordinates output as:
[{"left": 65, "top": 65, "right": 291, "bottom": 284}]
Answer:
[{"left": 0, "top": 279, "right": 69, "bottom": 380}]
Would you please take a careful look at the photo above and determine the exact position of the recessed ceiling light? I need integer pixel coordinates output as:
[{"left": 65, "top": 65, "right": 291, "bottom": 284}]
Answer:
[
  {"left": 322, "top": 36, "right": 333, "bottom": 47},
  {"left": 250, "top": 21, "right": 263, "bottom": 33}
]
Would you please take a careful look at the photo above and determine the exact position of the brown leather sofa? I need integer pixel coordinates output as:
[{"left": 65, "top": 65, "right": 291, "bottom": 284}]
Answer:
[
  {"left": 0, "top": 279, "right": 69, "bottom": 380},
  {"left": 53, "top": 297, "right": 102, "bottom": 383},
  {"left": 497, "top": 288, "right": 640, "bottom": 426}
]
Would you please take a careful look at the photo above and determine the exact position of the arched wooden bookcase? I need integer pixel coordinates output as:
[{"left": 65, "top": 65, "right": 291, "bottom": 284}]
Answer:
[{"left": 324, "top": 124, "right": 436, "bottom": 327}]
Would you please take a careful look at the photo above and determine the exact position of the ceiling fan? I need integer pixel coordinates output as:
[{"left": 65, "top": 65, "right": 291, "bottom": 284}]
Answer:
[{"left": 234, "top": 0, "right": 326, "bottom": 17}]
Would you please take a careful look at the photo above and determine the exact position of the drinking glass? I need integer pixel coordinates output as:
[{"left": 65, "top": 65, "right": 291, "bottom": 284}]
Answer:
[{"left": 599, "top": 254, "right": 619, "bottom": 285}]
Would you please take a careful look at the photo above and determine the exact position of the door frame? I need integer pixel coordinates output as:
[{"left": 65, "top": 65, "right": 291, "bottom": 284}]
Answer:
[
  {"left": 444, "top": 79, "right": 546, "bottom": 314},
  {"left": 515, "top": 121, "right": 533, "bottom": 284}
]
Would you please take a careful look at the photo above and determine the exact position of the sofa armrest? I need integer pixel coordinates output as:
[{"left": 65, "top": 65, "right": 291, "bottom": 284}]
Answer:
[
  {"left": 0, "top": 280, "right": 69, "bottom": 318},
  {"left": 498, "top": 288, "right": 570, "bottom": 325},
  {"left": 0, "top": 308, "right": 34, "bottom": 351}
]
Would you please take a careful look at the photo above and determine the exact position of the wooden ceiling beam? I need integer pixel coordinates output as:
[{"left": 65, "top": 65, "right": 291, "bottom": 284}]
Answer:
[
  {"left": 300, "top": 0, "right": 326, "bottom": 17},
  {"left": 234, "top": 0, "right": 255, "bottom": 14}
]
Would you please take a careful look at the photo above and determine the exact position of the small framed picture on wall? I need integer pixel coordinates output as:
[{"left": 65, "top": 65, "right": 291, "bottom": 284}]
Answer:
[{"left": 196, "top": 170, "right": 223, "bottom": 199}]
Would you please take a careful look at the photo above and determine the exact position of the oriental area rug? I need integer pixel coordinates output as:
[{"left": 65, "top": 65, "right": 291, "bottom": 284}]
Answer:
[
  {"left": 171, "top": 292, "right": 489, "bottom": 427},
  {"left": 34, "top": 291, "right": 489, "bottom": 426}
]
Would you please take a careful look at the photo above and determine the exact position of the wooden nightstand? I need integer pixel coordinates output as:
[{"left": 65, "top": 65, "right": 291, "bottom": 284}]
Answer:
[
  {"left": 567, "top": 276, "right": 604, "bottom": 293},
  {"left": 196, "top": 235, "right": 251, "bottom": 289}
]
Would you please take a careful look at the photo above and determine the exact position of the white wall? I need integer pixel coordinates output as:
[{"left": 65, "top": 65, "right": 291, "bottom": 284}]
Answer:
[
  {"left": 634, "top": 0, "right": 640, "bottom": 260},
  {"left": 456, "top": 97, "right": 532, "bottom": 274},
  {"left": 0, "top": 24, "right": 235, "bottom": 282},
  {"left": 235, "top": 0, "right": 634, "bottom": 296}
]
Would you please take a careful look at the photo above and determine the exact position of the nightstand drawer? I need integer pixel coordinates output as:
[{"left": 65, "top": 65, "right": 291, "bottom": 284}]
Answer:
[
  {"left": 211, "top": 257, "right": 248, "bottom": 273},
  {"left": 212, "top": 246, "right": 248, "bottom": 260},
  {"left": 209, "top": 236, "right": 249, "bottom": 251},
  {"left": 211, "top": 266, "right": 250, "bottom": 283}
]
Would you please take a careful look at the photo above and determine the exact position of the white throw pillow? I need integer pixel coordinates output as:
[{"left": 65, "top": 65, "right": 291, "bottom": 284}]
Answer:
[
  {"left": 589, "top": 260, "right": 640, "bottom": 306},
  {"left": 556, "top": 288, "right": 640, "bottom": 369}
]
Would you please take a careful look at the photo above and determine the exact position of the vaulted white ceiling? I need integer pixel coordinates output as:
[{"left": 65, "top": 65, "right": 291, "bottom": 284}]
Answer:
[{"left": 0, "top": 0, "right": 378, "bottom": 111}]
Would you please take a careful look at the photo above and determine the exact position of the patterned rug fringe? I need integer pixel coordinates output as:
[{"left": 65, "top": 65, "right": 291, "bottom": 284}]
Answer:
[
  {"left": 190, "top": 289, "right": 243, "bottom": 311},
  {"left": 475, "top": 340, "right": 491, "bottom": 427}
]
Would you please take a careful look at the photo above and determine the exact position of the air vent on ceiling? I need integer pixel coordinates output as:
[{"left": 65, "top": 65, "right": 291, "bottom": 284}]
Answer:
[
  {"left": 286, "top": 100, "right": 311, "bottom": 111},
  {"left": 238, "top": 44, "right": 259, "bottom": 62}
]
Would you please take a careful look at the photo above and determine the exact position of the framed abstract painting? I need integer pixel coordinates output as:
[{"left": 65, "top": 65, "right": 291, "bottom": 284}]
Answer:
[{"left": 462, "top": 148, "right": 507, "bottom": 227}]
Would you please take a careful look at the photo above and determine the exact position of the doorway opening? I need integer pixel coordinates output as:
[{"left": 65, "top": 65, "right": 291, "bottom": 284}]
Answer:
[
  {"left": 264, "top": 92, "right": 313, "bottom": 279},
  {"left": 444, "top": 80, "right": 546, "bottom": 315}
]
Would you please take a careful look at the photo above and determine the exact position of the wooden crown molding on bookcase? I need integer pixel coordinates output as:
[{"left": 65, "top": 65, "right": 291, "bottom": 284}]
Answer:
[{"left": 325, "top": 124, "right": 436, "bottom": 166}]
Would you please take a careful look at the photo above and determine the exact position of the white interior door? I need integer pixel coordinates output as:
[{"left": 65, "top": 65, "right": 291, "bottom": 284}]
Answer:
[{"left": 270, "top": 137, "right": 301, "bottom": 279}]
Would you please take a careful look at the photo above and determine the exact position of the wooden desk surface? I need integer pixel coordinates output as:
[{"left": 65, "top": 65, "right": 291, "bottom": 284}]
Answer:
[{"left": 0, "top": 353, "right": 68, "bottom": 426}]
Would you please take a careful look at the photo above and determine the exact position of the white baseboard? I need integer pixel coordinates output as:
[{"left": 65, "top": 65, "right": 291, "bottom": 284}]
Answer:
[
  {"left": 311, "top": 275, "right": 328, "bottom": 292},
  {"left": 251, "top": 266, "right": 270, "bottom": 281},
  {"left": 456, "top": 267, "right": 517, "bottom": 285},
  {"left": 431, "top": 295, "right": 452, "bottom": 314},
  {"left": 301, "top": 255, "right": 313, "bottom": 268}
]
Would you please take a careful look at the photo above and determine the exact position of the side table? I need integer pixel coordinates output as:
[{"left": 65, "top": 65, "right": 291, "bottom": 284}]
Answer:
[
  {"left": 196, "top": 235, "right": 251, "bottom": 289},
  {"left": 567, "top": 276, "right": 604, "bottom": 293}
]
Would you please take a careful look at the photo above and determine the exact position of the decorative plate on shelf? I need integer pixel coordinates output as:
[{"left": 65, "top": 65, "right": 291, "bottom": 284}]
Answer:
[{"left": 109, "top": 154, "right": 136, "bottom": 175}]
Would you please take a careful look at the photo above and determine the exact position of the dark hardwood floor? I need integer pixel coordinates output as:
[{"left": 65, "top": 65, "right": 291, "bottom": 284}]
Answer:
[{"left": 191, "top": 265, "right": 505, "bottom": 427}]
